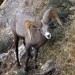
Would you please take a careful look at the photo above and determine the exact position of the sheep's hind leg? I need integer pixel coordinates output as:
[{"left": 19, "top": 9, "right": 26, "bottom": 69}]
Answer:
[
  {"left": 14, "top": 35, "right": 21, "bottom": 68},
  {"left": 34, "top": 48, "right": 39, "bottom": 69},
  {"left": 24, "top": 46, "right": 31, "bottom": 73}
]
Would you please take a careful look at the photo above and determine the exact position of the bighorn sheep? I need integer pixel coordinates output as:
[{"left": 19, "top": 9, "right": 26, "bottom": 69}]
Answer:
[{"left": 11, "top": 7, "right": 62, "bottom": 73}]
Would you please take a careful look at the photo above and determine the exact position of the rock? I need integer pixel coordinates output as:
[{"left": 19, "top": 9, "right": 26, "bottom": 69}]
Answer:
[
  {"left": 0, "top": 50, "right": 16, "bottom": 64},
  {"left": 18, "top": 44, "right": 26, "bottom": 61},
  {"left": 0, "top": 32, "right": 13, "bottom": 53},
  {"left": 69, "top": 7, "right": 75, "bottom": 11},
  {"left": 41, "top": 59, "right": 55, "bottom": 71},
  {"left": 0, "top": 43, "right": 26, "bottom": 75},
  {"left": 5, "top": 69, "right": 25, "bottom": 75},
  {"left": 0, "top": 44, "right": 26, "bottom": 62},
  {"left": 17, "top": 69, "right": 25, "bottom": 75},
  {"left": 0, "top": 53, "right": 8, "bottom": 62},
  {"left": 0, "top": 26, "right": 13, "bottom": 54},
  {"left": 69, "top": 0, "right": 75, "bottom": 2},
  {"left": 5, "top": 70, "right": 18, "bottom": 75},
  {"left": 0, "top": 50, "right": 15, "bottom": 75},
  {"left": 36, "top": 60, "right": 56, "bottom": 75}
]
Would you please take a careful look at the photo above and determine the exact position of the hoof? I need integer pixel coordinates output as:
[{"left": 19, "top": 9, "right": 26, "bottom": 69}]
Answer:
[
  {"left": 24, "top": 66, "right": 29, "bottom": 72},
  {"left": 30, "top": 54, "right": 33, "bottom": 59},
  {"left": 34, "top": 65, "right": 38, "bottom": 69},
  {"left": 16, "top": 63, "right": 21, "bottom": 69},
  {"left": 24, "top": 71, "right": 28, "bottom": 75}
]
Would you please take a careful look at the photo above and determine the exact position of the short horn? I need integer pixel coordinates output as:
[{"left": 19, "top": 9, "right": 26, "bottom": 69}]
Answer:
[
  {"left": 24, "top": 20, "right": 32, "bottom": 40},
  {"left": 42, "top": 7, "right": 53, "bottom": 24},
  {"left": 25, "top": 20, "right": 38, "bottom": 39},
  {"left": 51, "top": 9, "right": 62, "bottom": 25},
  {"left": 42, "top": 7, "right": 62, "bottom": 25}
]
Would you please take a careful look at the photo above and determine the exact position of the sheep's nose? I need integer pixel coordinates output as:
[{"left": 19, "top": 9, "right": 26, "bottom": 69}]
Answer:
[
  {"left": 45, "top": 32, "right": 51, "bottom": 39},
  {"left": 47, "top": 34, "right": 51, "bottom": 39},
  {"left": 47, "top": 34, "right": 50, "bottom": 38}
]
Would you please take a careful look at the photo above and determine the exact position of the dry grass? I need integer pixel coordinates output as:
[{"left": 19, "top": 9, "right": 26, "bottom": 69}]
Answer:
[{"left": 39, "top": 13, "right": 75, "bottom": 75}]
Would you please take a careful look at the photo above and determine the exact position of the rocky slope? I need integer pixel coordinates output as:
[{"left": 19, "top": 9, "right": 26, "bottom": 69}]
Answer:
[{"left": 0, "top": 0, "right": 75, "bottom": 75}]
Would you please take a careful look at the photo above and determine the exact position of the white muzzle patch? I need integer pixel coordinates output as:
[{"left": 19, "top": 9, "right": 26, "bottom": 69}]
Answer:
[{"left": 45, "top": 32, "right": 51, "bottom": 39}]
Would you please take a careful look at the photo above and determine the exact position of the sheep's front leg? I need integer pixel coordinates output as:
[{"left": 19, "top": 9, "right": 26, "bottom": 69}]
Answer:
[
  {"left": 34, "top": 48, "right": 39, "bottom": 69},
  {"left": 24, "top": 46, "right": 31, "bottom": 73}
]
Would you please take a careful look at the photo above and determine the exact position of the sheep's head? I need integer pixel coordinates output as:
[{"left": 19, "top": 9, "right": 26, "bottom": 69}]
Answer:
[
  {"left": 40, "top": 7, "right": 63, "bottom": 39},
  {"left": 25, "top": 7, "right": 62, "bottom": 40}
]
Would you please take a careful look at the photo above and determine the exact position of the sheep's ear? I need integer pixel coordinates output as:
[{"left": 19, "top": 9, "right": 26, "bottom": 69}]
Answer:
[
  {"left": 24, "top": 20, "right": 32, "bottom": 39},
  {"left": 50, "top": 9, "right": 62, "bottom": 25},
  {"left": 24, "top": 20, "right": 37, "bottom": 39},
  {"left": 25, "top": 20, "right": 37, "bottom": 29}
]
